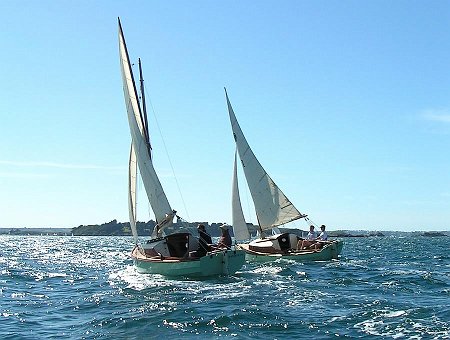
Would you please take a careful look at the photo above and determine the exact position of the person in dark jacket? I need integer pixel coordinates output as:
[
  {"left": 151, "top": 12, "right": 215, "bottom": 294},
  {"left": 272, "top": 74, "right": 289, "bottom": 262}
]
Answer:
[{"left": 195, "top": 224, "right": 212, "bottom": 257}]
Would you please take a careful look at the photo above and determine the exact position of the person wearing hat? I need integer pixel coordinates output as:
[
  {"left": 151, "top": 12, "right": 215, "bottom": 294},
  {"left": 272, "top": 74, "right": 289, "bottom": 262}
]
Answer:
[
  {"left": 311, "top": 225, "right": 330, "bottom": 250},
  {"left": 216, "top": 224, "right": 232, "bottom": 249}
]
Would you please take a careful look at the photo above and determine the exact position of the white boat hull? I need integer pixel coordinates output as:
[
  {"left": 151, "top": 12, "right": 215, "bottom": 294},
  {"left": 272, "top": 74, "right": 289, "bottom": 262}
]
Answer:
[
  {"left": 132, "top": 245, "right": 246, "bottom": 277},
  {"left": 239, "top": 239, "right": 343, "bottom": 262}
]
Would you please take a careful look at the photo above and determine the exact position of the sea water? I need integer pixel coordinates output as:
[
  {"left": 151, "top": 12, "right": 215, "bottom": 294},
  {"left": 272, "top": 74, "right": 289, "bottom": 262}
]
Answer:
[{"left": 0, "top": 235, "right": 449, "bottom": 339}]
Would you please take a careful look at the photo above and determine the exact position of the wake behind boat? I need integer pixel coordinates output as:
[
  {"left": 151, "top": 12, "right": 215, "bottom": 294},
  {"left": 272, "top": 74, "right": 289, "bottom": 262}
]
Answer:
[
  {"left": 118, "top": 19, "right": 244, "bottom": 277},
  {"left": 226, "top": 89, "right": 343, "bottom": 262}
]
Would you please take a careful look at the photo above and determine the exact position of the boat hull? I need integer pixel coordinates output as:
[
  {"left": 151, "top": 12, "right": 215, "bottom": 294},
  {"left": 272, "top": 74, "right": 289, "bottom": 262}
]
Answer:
[
  {"left": 239, "top": 240, "right": 343, "bottom": 262},
  {"left": 132, "top": 246, "right": 246, "bottom": 277}
]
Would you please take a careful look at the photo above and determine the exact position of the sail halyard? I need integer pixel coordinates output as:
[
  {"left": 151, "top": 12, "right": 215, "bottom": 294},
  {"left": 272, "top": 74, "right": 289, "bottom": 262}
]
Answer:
[
  {"left": 225, "top": 89, "right": 304, "bottom": 232},
  {"left": 232, "top": 150, "right": 251, "bottom": 241},
  {"left": 119, "top": 18, "right": 174, "bottom": 236}
]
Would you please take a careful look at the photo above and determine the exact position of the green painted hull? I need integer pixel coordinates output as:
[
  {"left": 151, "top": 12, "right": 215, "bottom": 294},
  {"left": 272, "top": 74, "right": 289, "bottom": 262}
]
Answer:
[
  {"left": 133, "top": 249, "right": 246, "bottom": 277},
  {"left": 243, "top": 240, "right": 344, "bottom": 262}
]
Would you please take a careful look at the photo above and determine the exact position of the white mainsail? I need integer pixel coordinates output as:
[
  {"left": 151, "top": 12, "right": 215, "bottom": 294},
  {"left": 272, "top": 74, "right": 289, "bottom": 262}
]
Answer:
[
  {"left": 232, "top": 150, "right": 250, "bottom": 241},
  {"left": 119, "top": 19, "right": 174, "bottom": 235},
  {"left": 225, "top": 89, "right": 304, "bottom": 232}
]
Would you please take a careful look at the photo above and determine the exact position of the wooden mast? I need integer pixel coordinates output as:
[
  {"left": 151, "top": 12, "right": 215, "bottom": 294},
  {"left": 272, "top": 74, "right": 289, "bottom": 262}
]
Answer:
[{"left": 138, "top": 58, "right": 151, "bottom": 156}]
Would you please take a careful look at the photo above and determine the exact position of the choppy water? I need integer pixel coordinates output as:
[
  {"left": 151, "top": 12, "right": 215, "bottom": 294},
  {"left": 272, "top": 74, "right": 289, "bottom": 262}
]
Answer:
[{"left": 0, "top": 235, "right": 449, "bottom": 339}]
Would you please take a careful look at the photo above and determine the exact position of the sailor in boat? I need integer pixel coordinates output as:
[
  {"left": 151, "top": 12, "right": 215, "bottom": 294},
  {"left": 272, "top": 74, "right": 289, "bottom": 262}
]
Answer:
[
  {"left": 297, "top": 225, "right": 317, "bottom": 250},
  {"left": 188, "top": 224, "right": 212, "bottom": 258},
  {"left": 311, "top": 225, "right": 329, "bottom": 250},
  {"left": 318, "top": 225, "right": 328, "bottom": 241},
  {"left": 215, "top": 224, "right": 232, "bottom": 249}
]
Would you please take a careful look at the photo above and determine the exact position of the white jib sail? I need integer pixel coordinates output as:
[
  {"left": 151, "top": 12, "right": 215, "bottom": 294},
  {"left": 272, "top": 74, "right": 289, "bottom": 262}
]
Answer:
[
  {"left": 232, "top": 149, "right": 251, "bottom": 241},
  {"left": 119, "top": 21, "right": 174, "bottom": 232},
  {"left": 128, "top": 143, "right": 138, "bottom": 243},
  {"left": 225, "top": 89, "right": 303, "bottom": 231}
]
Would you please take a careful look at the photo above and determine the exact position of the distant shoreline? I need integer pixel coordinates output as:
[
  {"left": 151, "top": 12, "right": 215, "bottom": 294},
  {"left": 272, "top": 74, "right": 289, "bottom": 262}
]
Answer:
[{"left": 0, "top": 221, "right": 448, "bottom": 237}]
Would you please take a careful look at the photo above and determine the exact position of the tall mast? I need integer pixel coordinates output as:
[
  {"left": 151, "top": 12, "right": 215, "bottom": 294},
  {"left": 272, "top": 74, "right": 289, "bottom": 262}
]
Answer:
[{"left": 138, "top": 58, "right": 151, "bottom": 154}]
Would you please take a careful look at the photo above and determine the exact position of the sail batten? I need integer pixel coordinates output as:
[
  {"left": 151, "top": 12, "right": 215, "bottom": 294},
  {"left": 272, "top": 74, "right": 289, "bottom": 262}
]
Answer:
[
  {"left": 226, "top": 90, "right": 303, "bottom": 231},
  {"left": 119, "top": 19, "right": 173, "bottom": 234}
]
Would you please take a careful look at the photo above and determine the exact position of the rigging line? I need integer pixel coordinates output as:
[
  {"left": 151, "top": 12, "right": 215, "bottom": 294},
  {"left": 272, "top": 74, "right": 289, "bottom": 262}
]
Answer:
[
  {"left": 140, "top": 85, "right": 191, "bottom": 222},
  {"left": 305, "top": 216, "right": 319, "bottom": 229}
]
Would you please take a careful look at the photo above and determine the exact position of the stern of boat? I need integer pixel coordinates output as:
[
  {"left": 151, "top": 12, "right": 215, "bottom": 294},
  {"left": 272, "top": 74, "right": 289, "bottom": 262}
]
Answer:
[
  {"left": 199, "top": 248, "right": 245, "bottom": 276},
  {"left": 330, "top": 240, "right": 344, "bottom": 259}
]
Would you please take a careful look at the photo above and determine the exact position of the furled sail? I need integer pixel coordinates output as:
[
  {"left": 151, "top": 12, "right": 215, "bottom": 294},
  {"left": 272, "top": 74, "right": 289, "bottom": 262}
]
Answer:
[
  {"left": 225, "top": 89, "right": 303, "bottom": 231},
  {"left": 232, "top": 150, "right": 250, "bottom": 241},
  {"left": 119, "top": 19, "right": 174, "bottom": 234}
]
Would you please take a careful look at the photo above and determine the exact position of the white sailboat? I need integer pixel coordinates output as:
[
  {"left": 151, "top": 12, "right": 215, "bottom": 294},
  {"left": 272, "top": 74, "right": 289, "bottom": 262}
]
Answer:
[
  {"left": 118, "top": 19, "right": 245, "bottom": 277},
  {"left": 226, "top": 89, "right": 343, "bottom": 262}
]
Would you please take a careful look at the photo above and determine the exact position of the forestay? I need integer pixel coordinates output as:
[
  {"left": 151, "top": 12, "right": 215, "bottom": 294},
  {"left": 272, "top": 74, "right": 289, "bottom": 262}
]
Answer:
[{"left": 225, "top": 89, "right": 303, "bottom": 231}]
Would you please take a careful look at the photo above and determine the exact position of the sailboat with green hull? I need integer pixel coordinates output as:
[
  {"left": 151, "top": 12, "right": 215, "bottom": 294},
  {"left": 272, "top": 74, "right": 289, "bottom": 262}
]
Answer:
[
  {"left": 118, "top": 19, "right": 245, "bottom": 277},
  {"left": 226, "top": 89, "right": 343, "bottom": 262}
]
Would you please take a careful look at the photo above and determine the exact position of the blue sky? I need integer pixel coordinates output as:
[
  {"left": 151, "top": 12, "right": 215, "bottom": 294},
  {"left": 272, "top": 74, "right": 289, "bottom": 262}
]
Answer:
[{"left": 1, "top": 1, "right": 449, "bottom": 231}]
